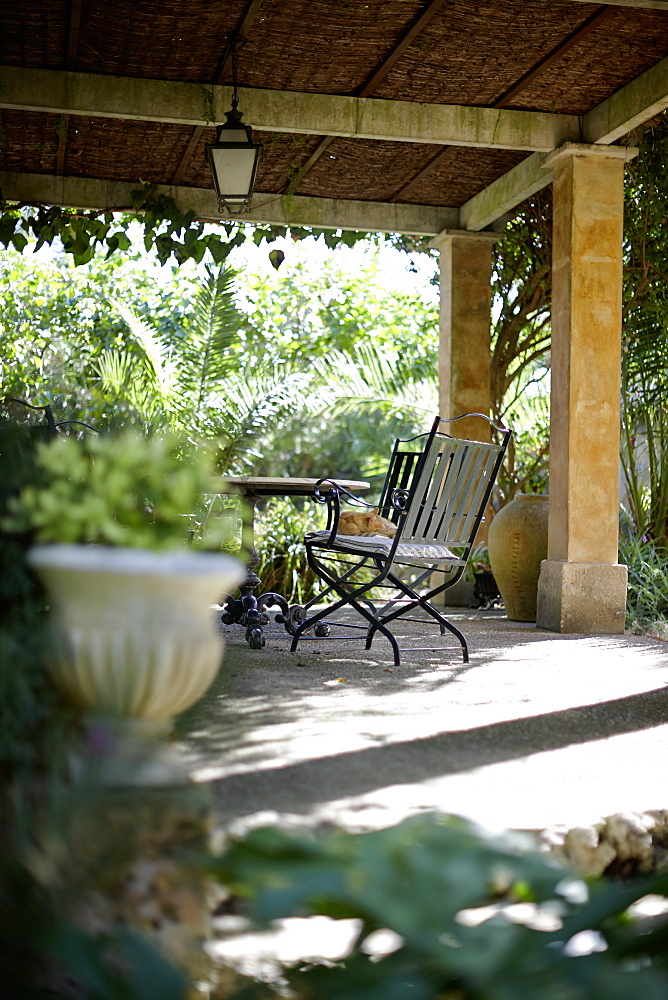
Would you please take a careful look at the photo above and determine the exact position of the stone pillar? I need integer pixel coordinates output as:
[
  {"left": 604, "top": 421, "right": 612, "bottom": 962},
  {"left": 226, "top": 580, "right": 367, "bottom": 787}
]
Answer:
[
  {"left": 63, "top": 783, "right": 215, "bottom": 996},
  {"left": 430, "top": 230, "right": 497, "bottom": 578},
  {"left": 430, "top": 230, "right": 498, "bottom": 444},
  {"left": 536, "top": 143, "right": 637, "bottom": 634}
]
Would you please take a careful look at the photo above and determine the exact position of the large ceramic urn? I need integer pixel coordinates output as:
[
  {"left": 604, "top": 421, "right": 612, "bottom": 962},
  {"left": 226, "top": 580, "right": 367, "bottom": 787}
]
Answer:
[
  {"left": 27, "top": 545, "right": 245, "bottom": 781},
  {"left": 487, "top": 494, "right": 549, "bottom": 622}
]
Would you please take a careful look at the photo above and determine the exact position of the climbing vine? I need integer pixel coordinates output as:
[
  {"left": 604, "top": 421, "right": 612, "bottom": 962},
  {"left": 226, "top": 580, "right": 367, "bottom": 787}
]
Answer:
[
  {"left": 0, "top": 181, "right": 433, "bottom": 268},
  {"left": 0, "top": 183, "right": 249, "bottom": 266}
]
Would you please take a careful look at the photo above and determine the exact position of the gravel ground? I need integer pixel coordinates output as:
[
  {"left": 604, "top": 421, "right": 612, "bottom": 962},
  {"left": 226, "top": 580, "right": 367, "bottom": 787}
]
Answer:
[{"left": 180, "top": 606, "right": 668, "bottom": 835}]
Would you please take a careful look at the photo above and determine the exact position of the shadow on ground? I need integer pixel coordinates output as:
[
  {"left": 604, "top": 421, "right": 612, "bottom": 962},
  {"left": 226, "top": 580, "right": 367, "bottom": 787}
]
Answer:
[{"left": 179, "top": 608, "right": 668, "bottom": 831}]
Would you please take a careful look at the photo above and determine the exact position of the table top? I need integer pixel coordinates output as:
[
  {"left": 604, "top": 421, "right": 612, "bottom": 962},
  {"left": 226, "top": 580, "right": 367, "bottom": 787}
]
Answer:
[{"left": 212, "top": 476, "right": 370, "bottom": 498}]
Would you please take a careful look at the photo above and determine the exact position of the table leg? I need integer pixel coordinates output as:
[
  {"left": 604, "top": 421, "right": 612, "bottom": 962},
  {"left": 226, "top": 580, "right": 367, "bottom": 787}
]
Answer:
[
  {"left": 219, "top": 489, "right": 330, "bottom": 647},
  {"left": 220, "top": 494, "right": 267, "bottom": 648}
]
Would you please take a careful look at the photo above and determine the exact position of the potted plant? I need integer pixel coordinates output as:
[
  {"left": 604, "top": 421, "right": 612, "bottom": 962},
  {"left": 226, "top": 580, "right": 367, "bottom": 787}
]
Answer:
[{"left": 4, "top": 430, "right": 245, "bottom": 783}]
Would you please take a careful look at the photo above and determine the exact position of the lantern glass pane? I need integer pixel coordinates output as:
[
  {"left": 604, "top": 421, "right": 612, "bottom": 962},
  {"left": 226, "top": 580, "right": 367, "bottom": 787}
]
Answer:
[
  {"left": 219, "top": 127, "right": 250, "bottom": 143},
  {"left": 210, "top": 146, "right": 258, "bottom": 199}
]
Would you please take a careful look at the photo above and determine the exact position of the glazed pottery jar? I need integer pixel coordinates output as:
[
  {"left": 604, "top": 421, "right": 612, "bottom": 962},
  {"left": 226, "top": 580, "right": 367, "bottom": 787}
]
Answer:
[{"left": 487, "top": 494, "right": 549, "bottom": 622}]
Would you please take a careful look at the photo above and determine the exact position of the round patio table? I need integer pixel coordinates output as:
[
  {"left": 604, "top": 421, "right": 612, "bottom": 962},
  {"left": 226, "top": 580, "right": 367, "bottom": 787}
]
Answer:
[{"left": 212, "top": 476, "right": 370, "bottom": 648}]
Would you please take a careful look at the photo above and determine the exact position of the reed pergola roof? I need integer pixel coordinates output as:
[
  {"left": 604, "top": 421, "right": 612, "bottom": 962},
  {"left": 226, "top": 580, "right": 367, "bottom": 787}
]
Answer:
[{"left": 1, "top": 0, "right": 668, "bottom": 235}]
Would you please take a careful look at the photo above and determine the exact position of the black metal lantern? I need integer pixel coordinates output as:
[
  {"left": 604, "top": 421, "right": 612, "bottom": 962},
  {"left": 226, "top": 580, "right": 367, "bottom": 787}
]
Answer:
[{"left": 206, "top": 45, "right": 262, "bottom": 215}]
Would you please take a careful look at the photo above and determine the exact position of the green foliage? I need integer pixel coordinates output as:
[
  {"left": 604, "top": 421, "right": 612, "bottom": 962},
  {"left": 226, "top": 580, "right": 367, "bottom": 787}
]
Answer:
[
  {"left": 0, "top": 246, "right": 204, "bottom": 429},
  {"left": 94, "top": 262, "right": 326, "bottom": 471},
  {"left": 619, "top": 531, "right": 668, "bottom": 634},
  {"left": 0, "top": 181, "right": 428, "bottom": 271},
  {"left": 253, "top": 499, "right": 322, "bottom": 603},
  {"left": 490, "top": 194, "right": 552, "bottom": 505},
  {"left": 621, "top": 115, "right": 668, "bottom": 544},
  {"left": 496, "top": 390, "right": 550, "bottom": 506},
  {"left": 621, "top": 392, "right": 668, "bottom": 545},
  {"left": 0, "top": 184, "right": 246, "bottom": 267},
  {"left": 491, "top": 192, "right": 552, "bottom": 426},
  {"left": 4, "top": 431, "right": 227, "bottom": 550},
  {"left": 95, "top": 258, "right": 438, "bottom": 487},
  {"left": 0, "top": 415, "right": 74, "bottom": 781},
  {"left": 236, "top": 252, "right": 439, "bottom": 490},
  {"left": 240, "top": 253, "right": 438, "bottom": 377},
  {"left": 0, "top": 235, "right": 440, "bottom": 476},
  {"left": 212, "top": 814, "right": 668, "bottom": 1000},
  {"left": 467, "top": 540, "right": 492, "bottom": 577},
  {"left": 623, "top": 117, "right": 668, "bottom": 322}
]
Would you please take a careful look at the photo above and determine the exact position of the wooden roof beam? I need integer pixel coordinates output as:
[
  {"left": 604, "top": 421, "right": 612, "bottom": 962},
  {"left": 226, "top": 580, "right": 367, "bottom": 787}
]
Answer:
[
  {"left": 55, "top": 0, "right": 84, "bottom": 176},
  {"left": 0, "top": 66, "right": 583, "bottom": 152},
  {"left": 0, "top": 170, "right": 459, "bottom": 236},
  {"left": 491, "top": 6, "right": 615, "bottom": 109},
  {"left": 458, "top": 53, "right": 668, "bottom": 231},
  {"left": 389, "top": 4, "right": 615, "bottom": 202},
  {"left": 171, "top": 0, "right": 265, "bottom": 185},
  {"left": 357, "top": 0, "right": 449, "bottom": 97},
  {"left": 288, "top": 0, "right": 450, "bottom": 191},
  {"left": 567, "top": 1, "right": 668, "bottom": 9}
]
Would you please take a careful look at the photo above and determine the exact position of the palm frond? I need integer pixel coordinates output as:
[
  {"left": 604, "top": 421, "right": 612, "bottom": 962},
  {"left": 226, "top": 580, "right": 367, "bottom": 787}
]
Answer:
[
  {"left": 112, "top": 299, "right": 181, "bottom": 403},
  {"left": 315, "top": 347, "right": 436, "bottom": 419},
  {"left": 207, "top": 365, "right": 317, "bottom": 472},
  {"left": 93, "top": 350, "right": 137, "bottom": 393},
  {"left": 181, "top": 264, "right": 243, "bottom": 404},
  {"left": 93, "top": 349, "right": 171, "bottom": 431}
]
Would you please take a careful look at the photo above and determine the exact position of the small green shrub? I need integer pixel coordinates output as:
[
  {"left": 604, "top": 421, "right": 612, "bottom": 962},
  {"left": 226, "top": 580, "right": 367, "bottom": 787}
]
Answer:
[
  {"left": 4, "top": 430, "right": 230, "bottom": 550},
  {"left": 619, "top": 532, "right": 668, "bottom": 633}
]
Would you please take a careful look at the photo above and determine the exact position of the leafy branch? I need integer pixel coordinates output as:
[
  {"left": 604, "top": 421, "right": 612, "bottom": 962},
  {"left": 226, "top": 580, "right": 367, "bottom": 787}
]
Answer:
[
  {"left": 620, "top": 114, "right": 668, "bottom": 542},
  {"left": 0, "top": 182, "right": 252, "bottom": 266},
  {"left": 0, "top": 180, "right": 417, "bottom": 269}
]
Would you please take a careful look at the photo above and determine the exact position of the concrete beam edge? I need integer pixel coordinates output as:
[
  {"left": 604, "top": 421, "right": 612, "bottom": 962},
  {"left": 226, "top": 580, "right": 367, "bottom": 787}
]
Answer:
[
  {"left": 543, "top": 142, "right": 639, "bottom": 170},
  {"left": 0, "top": 171, "right": 460, "bottom": 236},
  {"left": 584, "top": 54, "right": 668, "bottom": 144},
  {"left": 0, "top": 65, "right": 583, "bottom": 152},
  {"left": 459, "top": 152, "right": 551, "bottom": 231},
  {"left": 429, "top": 229, "right": 502, "bottom": 248}
]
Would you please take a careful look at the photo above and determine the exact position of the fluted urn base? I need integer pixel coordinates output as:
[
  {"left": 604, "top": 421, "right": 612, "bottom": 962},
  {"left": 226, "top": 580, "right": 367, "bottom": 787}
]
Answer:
[{"left": 28, "top": 545, "right": 245, "bottom": 784}]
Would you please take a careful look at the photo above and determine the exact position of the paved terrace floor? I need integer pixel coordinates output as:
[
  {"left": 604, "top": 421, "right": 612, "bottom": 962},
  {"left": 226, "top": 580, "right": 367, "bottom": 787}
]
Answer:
[{"left": 181, "top": 607, "right": 668, "bottom": 835}]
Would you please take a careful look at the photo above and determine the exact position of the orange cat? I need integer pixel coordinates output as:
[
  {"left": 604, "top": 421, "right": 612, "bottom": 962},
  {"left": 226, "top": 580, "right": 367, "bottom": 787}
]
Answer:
[{"left": 338, "top": 507, "right": 397, "bottom": 537}]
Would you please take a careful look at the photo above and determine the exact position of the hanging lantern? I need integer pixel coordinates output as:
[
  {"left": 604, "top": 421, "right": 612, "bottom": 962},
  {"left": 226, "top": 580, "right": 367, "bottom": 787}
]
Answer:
[
  {"left": 206, "top": 43, "right": 262, "bottom": 215},
  {"left": 206, "top": 107, "right": 262, "bottom": 215}
]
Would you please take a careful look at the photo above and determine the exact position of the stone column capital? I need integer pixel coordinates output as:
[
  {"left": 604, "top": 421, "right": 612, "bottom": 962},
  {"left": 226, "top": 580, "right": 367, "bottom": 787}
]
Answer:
[
  {"left": 543, "top": 142, "right": 638, "bottom": 171},
  {"left": 429, "top": 228, "right": 502, "bottom": 251}
]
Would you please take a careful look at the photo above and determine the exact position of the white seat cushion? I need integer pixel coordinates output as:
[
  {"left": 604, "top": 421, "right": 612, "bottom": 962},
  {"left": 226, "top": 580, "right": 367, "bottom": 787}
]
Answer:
[{"left": 308, "top": 530, "right": 462, "bottom": 566}]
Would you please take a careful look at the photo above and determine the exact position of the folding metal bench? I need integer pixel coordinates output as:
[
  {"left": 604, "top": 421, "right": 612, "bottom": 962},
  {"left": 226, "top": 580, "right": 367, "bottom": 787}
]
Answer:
[{"left": 290, "top": 413, "right": 511, "bottom": 666}]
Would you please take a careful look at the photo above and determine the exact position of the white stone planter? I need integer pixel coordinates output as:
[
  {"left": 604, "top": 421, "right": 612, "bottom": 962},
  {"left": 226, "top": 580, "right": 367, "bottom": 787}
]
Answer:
[{"left": 27, "top": 544, "right": 245, "bottom": 728}]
